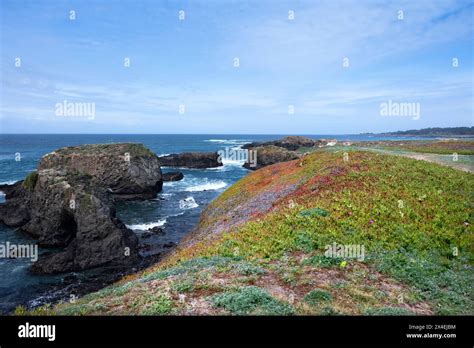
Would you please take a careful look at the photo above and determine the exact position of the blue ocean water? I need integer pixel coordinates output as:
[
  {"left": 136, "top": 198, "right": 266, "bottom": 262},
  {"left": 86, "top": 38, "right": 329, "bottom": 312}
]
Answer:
[{"left": 0, "top": 133, "right": 436, "bottom": 313}]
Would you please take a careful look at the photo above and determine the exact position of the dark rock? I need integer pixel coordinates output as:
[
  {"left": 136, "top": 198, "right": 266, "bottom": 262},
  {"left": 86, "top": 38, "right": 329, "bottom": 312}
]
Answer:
[
  {"left": 38, "top": 143, "right": 163, "bottom": 201},
  {"left": 243, "top": 136, "right": 321, "bottom": 151},
  {"left": 140, "top": 232, "right": 152, "bottom": 239},
  {"left": 0, "top": 181, "right": 24, "bottom": 199},
  {"left": 138, "top": 244, "right": 154, "bottom": 252},
  {"left": 0, "top": 143, "right": 164, "bottom": 274},
  {"left": 162, "top": 242, "right": 176, "bottom": 248},
  {"left": 159, "top": 152, "right": 222, "bottom": 169},
  {"left": 140, "top": 226, "right": 165, "bottom": 239},
  {"left": 243, "top": 145, "right": 299, "bottom": 170},
  {"left": 149, "top": 226, "right": 165, "bottom": 234},
  {"left": 0, "top": 181, "right": 31, "bottom": 227},
  {"left": 162, "top": 172, "right": 184, "bottom": 182}
]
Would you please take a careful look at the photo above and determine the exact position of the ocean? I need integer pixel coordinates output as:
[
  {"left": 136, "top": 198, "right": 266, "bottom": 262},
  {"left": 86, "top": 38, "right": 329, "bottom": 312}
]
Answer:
[{"left": 0, "top": 133, "right": 435, "bottom": 313}]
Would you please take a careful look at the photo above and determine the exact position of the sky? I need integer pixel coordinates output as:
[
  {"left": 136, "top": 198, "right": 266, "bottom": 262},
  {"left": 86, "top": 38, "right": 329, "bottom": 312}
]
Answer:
[{"left": 0, "top": 0, "right": 473, "bottom": 134}]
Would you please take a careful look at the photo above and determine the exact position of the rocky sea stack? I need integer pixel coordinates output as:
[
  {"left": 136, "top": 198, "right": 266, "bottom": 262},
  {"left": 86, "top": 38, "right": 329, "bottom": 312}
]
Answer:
[
  {"left": 243, "top": 145, "right": 299, "bottom": 170},
  {"left": 242, "top": 136, "right": 339, "bottom": 170},
  {"left": 243, "top": 135, "right": 322, "bottom": 151},
  {"left": 162, "top": 172, "right": 184, "bottom": 182},
  {"left": 0, "top": 143, "right": 163, "bottom": 274},
  {"left": 159, "top": 152, "right": 222, "bottom": 168}
]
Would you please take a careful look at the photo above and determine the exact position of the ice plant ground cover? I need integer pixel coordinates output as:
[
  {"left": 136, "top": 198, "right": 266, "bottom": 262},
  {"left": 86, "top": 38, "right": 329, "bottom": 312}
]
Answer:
[{"left": 18, "top": 149, "right": 473, "bottom": 316}]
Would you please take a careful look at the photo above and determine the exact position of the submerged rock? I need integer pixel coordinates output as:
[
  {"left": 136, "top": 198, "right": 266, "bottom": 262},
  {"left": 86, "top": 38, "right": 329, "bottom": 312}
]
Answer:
[
  {"left": 159, "top": 152, "right": 222, "bottom": 169},
  {"left": 162, "top": 171, "right": 184, "bottom": 181},
  {"left": 0, "top": 143, "right": 164, "bottom": 274},
  {"left": 148, "top": 226, "right": 165, "bottom": 234},
  {"left": 162, "top": 241, "right": 176, "bottom": 248},
  {"left": 141, "top": 226, "right": 165, "bottom": 239}
]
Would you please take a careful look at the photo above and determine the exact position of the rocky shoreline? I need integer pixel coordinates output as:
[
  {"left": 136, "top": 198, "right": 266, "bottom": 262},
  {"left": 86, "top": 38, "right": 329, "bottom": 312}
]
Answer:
[
  {"left": 0, "top": 136, "right": 335, "bottom": 311},
  {"left": 0, "top": 144, "right": 162, "bottom": 274},
  {"left": 0, "top": 137, "right": 336, "bottom": 273},
  {"left": 0, "top": 143, "right": 223, "bottom": 276}
]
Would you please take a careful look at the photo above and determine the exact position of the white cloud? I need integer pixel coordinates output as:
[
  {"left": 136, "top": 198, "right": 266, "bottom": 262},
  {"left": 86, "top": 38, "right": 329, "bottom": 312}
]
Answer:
[{"left": 219, "top": 0, "right": 473, "bottom": 73}]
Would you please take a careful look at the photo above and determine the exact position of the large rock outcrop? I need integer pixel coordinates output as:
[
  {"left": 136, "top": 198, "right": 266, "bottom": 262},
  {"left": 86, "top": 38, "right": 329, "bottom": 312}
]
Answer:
[
  {"left": 243, "top": 136, "right": 321, "bottom": 151},
  {"left": 243, "top": 145, "right": 299, "bottom": 170},
  {"left": 159, "top": 152, "right": 222, "bottom": 169},
  {"left": 0, "top": 143, "right": 163, "bottom": 274},
  {"left": 241, "top": 136, "right": 340, "bottom": 170},
  {"left": 38, "top": 143, "right": 163, "bottom": 201}
]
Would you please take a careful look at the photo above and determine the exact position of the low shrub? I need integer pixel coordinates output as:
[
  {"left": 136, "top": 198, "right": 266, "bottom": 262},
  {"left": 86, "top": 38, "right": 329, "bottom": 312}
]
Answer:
[{"left": 212, "top": 286, "right": 294, "bottom": 315}]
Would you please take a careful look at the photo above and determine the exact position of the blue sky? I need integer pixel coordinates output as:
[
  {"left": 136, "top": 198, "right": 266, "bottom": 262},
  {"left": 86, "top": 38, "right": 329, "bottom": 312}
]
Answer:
[{"left": 0, "top": 0, "right": 472, "bottom": 134}]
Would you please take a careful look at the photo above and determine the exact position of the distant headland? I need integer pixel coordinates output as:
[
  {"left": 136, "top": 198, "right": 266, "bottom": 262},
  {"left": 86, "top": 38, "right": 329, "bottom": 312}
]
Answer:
[{"left": 361, "top": 126, "right": 474, "bottom": 137}]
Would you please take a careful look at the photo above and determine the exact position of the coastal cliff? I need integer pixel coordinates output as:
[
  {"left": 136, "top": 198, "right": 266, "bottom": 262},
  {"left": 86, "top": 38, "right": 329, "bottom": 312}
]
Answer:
[{"left": 0, "top": 143, "right": 163, "bottom": 274}]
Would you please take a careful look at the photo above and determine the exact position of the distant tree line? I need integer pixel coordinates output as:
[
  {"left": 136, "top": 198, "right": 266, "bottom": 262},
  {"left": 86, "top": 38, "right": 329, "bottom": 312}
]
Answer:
[{"left": 365, "top": 127, "right": 474, "bottom": 136}]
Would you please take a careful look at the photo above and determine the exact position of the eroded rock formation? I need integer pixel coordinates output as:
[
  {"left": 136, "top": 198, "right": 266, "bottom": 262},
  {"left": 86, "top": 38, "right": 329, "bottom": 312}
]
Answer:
[{"left": 0, "top": 143, "right": 163, "bottom": 274}]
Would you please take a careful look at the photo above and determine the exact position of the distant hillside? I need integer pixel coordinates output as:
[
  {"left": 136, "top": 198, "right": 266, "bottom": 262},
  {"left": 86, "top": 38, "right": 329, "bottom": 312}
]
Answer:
[{"left": 365, "top": 127, "right": 474, "bottom": 137}]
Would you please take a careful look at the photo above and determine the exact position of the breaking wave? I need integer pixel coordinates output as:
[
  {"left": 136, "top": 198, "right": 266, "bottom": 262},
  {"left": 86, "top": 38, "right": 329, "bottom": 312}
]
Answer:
[
  {"left": 179, "top": 197, "right": 199, "bottom": 210},
  {"left": 185, "top": 180, "right": 227, "bottom": 192},
  {"left": 126, "top": 219, "right": 167, "bottom": 230}
]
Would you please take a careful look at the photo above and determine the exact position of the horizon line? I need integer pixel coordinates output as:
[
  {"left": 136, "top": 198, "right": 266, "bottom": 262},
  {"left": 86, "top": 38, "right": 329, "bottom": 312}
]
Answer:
[{"left": 1, "top": 132, "right": 472, "bottom": 136}]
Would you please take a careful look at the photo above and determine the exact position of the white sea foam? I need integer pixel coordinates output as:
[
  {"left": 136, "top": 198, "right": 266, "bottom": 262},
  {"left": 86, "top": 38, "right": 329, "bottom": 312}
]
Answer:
[
  {"left": 204, "top": 139, "right": 251, "bottom": 145},
  {"left": 185, "top": 180, "right": 227, "bottom": 192},
  {"left": 161, "top": 166, "right": 201, "bottom": 171},
  {"left": 204, "top": 139, "right": 231, "bottom": 143},
  {"left": 179, "top": 196, "right": 199, "bottom": 209},
  {"left": 0, "top": 180, "right": 18, "bottom": 185},
  {"left": 221, "top": 158, "right": 246, "bottom": 166},
  {"left": 126, "top": 219, "right": 167, "bottom": 230},
  {"left": 150, "top": 193, "right": 173, "bottom": 201},
  {"left": 0, "top": 180, "right": 18, "bottom": 196},
  {"left": 204, "top": 165, "right": 235, "bottom": 172}
]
